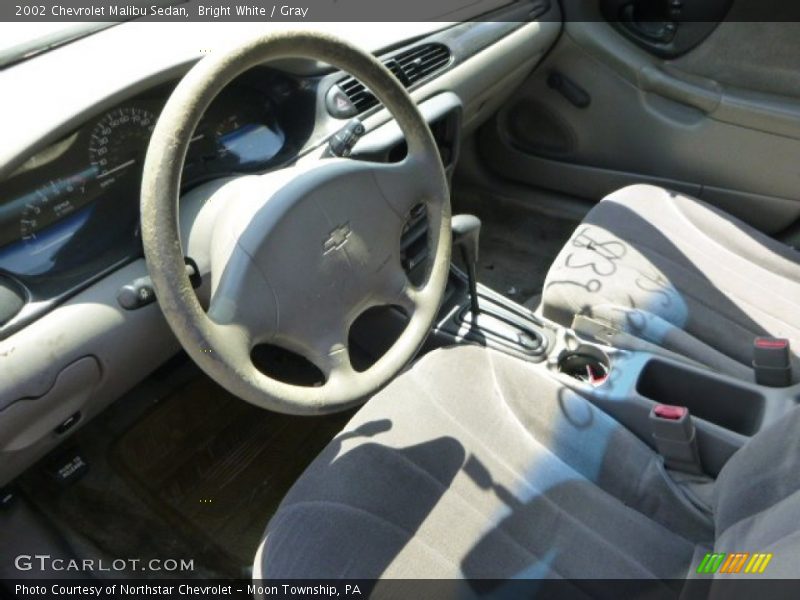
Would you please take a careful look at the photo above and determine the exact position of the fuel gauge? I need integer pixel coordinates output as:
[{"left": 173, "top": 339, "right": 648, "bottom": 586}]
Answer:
[{"left": 213, "top": 113, "right": 285, "bottom": 169}]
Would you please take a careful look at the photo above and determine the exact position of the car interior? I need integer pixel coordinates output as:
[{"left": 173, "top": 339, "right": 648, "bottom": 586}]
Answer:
[{"left": 1, "top": 0, "right": 800, "bottom": 591}]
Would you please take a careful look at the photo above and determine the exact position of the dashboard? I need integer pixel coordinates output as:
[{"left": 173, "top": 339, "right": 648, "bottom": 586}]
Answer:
[
  {"left": 0, "top": 67, "right": 315, "bottom": 321},
  {"left": 0, "top": 10, "right": 563, "bottom": 488}
]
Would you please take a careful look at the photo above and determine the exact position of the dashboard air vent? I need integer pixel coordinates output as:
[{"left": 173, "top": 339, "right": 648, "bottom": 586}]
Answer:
[
  {"left": 338, "top": 78, "right": 377, "bottom": 113},
  {"left": 395, "top": 43, "right": 452, "bottom": 85},
  {"left": 335, "top": 43, "right": 452, "bottom": 115}
]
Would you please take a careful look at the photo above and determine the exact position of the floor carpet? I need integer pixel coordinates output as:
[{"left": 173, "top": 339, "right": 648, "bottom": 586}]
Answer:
[
  {"left": 111, "top": 377, "right": 351, "bottom": 569},
  {"left": 453, "top": 188, "right": 581, "bottom": 307},
  {"left": 20, "top": 364, "right": 352, "bottom": 577}
]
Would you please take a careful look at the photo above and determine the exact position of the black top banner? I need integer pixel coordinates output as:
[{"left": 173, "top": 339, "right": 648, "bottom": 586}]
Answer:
[
  {"left": 3, "top": 0, "right": 800, "bottom": 23},
  {"left": 1, "top": 0, "right": 536, "bottom": 23}
]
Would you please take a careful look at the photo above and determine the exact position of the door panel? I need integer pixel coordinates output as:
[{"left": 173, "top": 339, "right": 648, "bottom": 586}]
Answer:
[
  {"left": 673, "top": 21, "right": 800, "bottom": 98},
  {"left": 478, "top": 0, "right": 800, "bottom": 234}
]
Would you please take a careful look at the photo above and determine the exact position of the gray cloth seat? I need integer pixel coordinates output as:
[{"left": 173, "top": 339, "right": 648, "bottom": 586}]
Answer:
[
  {"left": 542, "top": 184, "right": 800, "bottom": 382},
  {"left": 255, "top": 345, "right": 800, "bottom": 582}
]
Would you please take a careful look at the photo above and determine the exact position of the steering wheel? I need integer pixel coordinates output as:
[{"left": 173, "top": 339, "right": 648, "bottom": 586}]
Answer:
[{"left": 140, "top": 31, "right": 451, "bottom": 415}]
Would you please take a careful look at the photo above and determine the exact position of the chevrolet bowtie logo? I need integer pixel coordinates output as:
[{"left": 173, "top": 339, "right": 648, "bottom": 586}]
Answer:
[{"left": 323, "top": 223, "right": 352, "bottom": 254}]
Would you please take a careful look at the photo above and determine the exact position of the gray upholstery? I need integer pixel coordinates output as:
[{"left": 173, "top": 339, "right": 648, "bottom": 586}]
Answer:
[
  {"left": 713, "top": 407, "right": 800, "bottom": 578},
  {"left": 542, "top": 184, "right": 800, "bottom": 382},
  {"left": 257, "top": 346, "right": 714, "bottom": 583},
  {"left": 257, "top": 346, "right": 800, "bottom": 581}
]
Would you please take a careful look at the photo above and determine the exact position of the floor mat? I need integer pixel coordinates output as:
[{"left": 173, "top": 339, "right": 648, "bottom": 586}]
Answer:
[
  {"left": 19, "top": 364, "right": 351, "bottom": 577},
  {"left": 111, "top": 377, "right": 352, "bottom": 569},
  {"left": 454, "top": 188, "right": 581, "bottom": 306}
]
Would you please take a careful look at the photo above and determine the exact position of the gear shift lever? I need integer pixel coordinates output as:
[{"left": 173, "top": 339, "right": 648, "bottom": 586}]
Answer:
[{"left": 451, "top": 214, "right": 482, "bottom": 318}]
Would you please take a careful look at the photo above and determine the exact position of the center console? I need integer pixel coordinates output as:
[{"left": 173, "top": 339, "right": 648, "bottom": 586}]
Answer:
[
  {"left": 428, "top": 213, "right": 800, "bottom": 478},
  {"left": 543, "top": 327, "right": 800, "bottom": 476}
]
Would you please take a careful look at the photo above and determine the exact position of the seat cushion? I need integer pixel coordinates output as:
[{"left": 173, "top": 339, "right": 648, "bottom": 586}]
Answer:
[
  {"left": 711, "top": 405, "right": 800, "bottom": 578},
  {"left": 255, "top": 345, "right": 712, "bottom": 582},
  {"left": 542, "top": 185, "right": 800, "bottom": 381}
]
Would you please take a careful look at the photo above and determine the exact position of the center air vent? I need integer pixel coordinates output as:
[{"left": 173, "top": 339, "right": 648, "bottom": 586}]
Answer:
[
  {"left": 328, "top": 43, "right": 452, "bottom": 117},
  {"left": 395, "top": 43, "right": 452, "bottom": 85}
]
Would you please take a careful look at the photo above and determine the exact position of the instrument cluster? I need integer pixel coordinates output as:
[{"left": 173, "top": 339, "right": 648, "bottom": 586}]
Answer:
[{"left": 0, "top": 68, "right": 314, "bottom": 294}]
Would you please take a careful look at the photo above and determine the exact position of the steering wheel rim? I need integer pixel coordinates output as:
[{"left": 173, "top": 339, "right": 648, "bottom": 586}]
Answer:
[{"left": 141, "top": 31, "right": 451, "bottom": 415}]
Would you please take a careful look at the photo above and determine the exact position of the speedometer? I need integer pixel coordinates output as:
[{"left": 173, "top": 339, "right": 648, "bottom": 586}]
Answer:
[{"left": 88, "top": 107, "right": 156, "bottom": 185}]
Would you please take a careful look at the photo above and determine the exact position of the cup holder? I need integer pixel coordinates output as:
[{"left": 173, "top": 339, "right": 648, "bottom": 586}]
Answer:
[{"left": 557, "top": 346, "right": 610, "bottom": 386}]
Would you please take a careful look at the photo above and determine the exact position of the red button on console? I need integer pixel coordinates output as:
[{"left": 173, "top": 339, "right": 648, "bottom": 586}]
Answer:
[
  {"left": 755, "top": 337, "right": 789, "bottom": 349},
  {"left": 653, "top": 404, "right": 687, "bottom": 420}
]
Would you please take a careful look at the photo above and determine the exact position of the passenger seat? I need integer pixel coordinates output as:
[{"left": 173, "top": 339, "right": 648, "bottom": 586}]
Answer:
[{"left": 541, "top": 184, "right": 800, "bottom": 382}]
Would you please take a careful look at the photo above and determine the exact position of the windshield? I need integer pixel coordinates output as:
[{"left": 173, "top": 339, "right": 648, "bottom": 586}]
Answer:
[{"left": 0, "top": 22, "right": 115, "bottom": 68}]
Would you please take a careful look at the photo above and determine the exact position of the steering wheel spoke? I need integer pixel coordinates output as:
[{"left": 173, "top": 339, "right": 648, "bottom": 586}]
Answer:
[
  {"left": 366, "top": 255, "right": 417, "bottom": 313},
  {"left": 206, "top": 240, "right": 279, "bottom": 346},
  {"left": 370, "top": 156, "right": 435, "bottom": 220},
  {"left": 395, "top": 285, "right": 422, "bottom": 316},
  {"left": 309, "top": 338, "right": 356, "bottom": 384}
]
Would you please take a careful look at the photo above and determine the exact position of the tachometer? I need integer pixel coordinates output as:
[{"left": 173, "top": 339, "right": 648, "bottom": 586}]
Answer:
[
  {"left": 88, "top": 107, "right": 156, "bottom": 185},
  {"left": 19, "top": 170, "right": 95, "bottom": 246}
]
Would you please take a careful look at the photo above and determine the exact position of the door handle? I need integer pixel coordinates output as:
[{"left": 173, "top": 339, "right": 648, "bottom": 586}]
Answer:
[{"left": 638, "top": 66, "right": 721, "bottom": 114}]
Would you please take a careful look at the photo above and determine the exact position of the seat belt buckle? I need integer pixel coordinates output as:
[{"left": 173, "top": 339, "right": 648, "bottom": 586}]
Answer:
[
  {"left": 753, "top": 337, "right": 792, "bottom": 387},
  {"left": 650, "top": 404, "right": 703, "bottom": 474}
]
